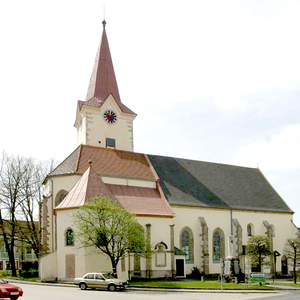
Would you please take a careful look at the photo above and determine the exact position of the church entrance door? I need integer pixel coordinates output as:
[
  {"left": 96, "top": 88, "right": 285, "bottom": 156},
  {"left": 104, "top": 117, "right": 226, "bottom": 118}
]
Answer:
[{"left": 176, "top": 259, "right": 184, "bottom": 277}]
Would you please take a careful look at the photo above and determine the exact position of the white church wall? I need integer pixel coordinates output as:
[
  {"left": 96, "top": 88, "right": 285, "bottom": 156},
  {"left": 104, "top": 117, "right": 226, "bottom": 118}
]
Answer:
[
  {"left": 137, "top": 216, "right": 174, "bottom": 277},
  {"left": 56, "top": 209, "right": 79, "bottom": 280},
  {"left": 83, "top": 248, "right": 112, "bottom": 274},
  {"left": 56, "top": 209, "right": 118, "bottom": 279},
  {"left": 77, "top": 95, "right": 135, "bottom": 151},
  {"left": 173, "top": 206, "right": 232, "bottom": 275},
  {"left": 39, "top": 251, "right": 57, "bottom": 281},
  {"left": 101, "top": 176, "right": 156, "bottom": 188},
  {"left": 233, "top": 210, "right": 297, "bottom": 274},
  {"left": 44, "top": 175, "right": 81, "bottom": 253},
  {"left": 173, "top": 206, "right": 297, "bottom": 275}
]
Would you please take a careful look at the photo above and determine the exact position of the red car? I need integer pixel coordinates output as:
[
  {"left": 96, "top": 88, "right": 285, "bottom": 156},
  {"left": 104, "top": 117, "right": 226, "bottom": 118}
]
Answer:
[{"left": 0, "top": 279, "right": 23, "bottom": 300}]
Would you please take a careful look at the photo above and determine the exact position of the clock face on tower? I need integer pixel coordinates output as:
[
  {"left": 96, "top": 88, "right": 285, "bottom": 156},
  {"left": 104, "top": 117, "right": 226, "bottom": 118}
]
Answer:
[{"left": 103, "top": 110, "right": 117, "bottom": 124}]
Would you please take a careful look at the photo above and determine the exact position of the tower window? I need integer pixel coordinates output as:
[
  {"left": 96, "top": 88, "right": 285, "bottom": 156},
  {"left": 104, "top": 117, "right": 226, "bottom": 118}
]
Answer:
[
  {"left": 66, "top": 228, "right": 74, "bottom": 246},
  {"left": 106, "top": 138, "right": 116, "bottom": 149}
]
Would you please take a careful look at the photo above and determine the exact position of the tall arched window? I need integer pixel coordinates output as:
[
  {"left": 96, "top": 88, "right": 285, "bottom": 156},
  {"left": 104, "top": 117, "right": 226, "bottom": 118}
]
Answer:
[
  {"left": 65, "top": 228, "right": 74, "bottom": 246},
  {"left": 213, "top": 228, "right": 225, "bottom": 263},
  {"left": 247, "top": 223, "right": 254, "bottom": 236},
  {"left": 180, "top": 227, "right": 194, "bottom": 263}
]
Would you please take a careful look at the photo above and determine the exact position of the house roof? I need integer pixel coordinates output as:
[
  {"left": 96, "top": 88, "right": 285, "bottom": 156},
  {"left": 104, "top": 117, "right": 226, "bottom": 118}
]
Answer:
[
  {"left": 50, "top": 146, "right": 293, "bottom": 214},
  {"left": 148, "top": 154, "right": 293, "bottom": 213},
  {"left": 55, "top": 162, "right": 114, "bottom": 210},
  {"left": 81, "top": 20, "right": 135, "bottom": 115},
  {"left": 55, "top": 161, "right": 174, "bottom": 217},
  {"left": 49, "top": 144, "right": 155, "bottom": 181},
  {"left": 106, "top": 184, "right": 174, "bottom": 217}
]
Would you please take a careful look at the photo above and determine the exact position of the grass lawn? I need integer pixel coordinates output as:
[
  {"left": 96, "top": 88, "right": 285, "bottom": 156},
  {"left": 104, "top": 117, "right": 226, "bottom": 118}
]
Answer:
[
  {"left": 129, "top": 279, "right": 276, "bottom": 290},
  {"left": 269, "top": 280, "right": 300, "bottom": 288}
]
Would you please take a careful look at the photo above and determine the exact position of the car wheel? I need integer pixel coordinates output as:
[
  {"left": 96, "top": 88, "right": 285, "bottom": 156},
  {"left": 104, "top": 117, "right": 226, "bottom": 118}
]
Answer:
[
  {"left": 108, "top": 284, "right": 116, "bottom": 291},
  {"left": 79, "top": 282, "right": 87, "bottom": 290},
  {"left": 10, "top": 297, "right": 19, "bottom": 300}
]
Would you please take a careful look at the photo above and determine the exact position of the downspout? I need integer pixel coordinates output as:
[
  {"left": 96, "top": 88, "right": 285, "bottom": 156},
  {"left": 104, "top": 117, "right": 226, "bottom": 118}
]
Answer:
[{"left": 230, "top": 210, "right": 233, "bottom": 235}]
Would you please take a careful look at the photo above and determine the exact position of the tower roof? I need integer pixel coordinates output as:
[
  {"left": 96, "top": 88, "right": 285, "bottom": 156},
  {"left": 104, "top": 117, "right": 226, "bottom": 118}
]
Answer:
[
  {"left": 55, "top": 161, "right": 114, "bottom": 210},
  {"left": 83, "top": 20, "right": 135, "bottom": 115}
]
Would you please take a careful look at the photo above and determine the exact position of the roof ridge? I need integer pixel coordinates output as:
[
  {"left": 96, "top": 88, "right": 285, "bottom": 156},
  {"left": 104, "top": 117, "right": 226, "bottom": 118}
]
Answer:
[{"left": 148, "top": 153, "right": 258, "bottom": 171}]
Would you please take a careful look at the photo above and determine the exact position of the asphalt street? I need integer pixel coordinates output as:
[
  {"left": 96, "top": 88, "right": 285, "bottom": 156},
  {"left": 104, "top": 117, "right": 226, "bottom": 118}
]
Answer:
[{"left": 12, "top": 282, "right": 300, "bottom": 300}]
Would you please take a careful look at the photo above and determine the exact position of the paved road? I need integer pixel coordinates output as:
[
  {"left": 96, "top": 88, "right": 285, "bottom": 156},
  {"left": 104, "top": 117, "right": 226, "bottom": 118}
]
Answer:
[{"left": 14, "top": 282, "right": 300, "bottom": 300}]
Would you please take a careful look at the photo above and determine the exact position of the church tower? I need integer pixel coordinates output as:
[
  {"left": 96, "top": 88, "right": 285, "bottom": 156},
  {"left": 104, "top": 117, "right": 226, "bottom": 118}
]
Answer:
[{"left": 74, "top": 20, "right": 136, "bottom": 152}]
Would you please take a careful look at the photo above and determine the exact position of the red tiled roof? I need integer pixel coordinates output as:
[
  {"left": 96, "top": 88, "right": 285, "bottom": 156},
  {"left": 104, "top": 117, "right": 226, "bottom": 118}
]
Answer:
[
  {"left": 107, "top": 184, "right": 174, "bottom": 217},
  {"left": 49, "top": 145, "right": 155, "bottom": 181},
  {"left": 55, "top": 163, "right": 114, "bottom": 210},
  {"left": 55, "top": 163, "right": 173, "bottom": 217}
]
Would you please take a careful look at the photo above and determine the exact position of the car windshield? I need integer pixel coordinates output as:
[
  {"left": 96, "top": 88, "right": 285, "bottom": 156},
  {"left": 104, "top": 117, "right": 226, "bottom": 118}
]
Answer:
[
  {"left": 0, "top": 278, "right": 7, "bottom": 284},
  {"left": 102, "top": 273, "right": 115, "bottom": 279}
]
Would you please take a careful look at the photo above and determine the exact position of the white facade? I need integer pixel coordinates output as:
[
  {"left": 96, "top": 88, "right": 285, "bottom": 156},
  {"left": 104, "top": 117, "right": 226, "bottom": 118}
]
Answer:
[
  {"left": 74, "top": 95, "right": 136, "bottom": 152},
  {"left": 41, "top": 171, "right": 299, "bottom": 281}
]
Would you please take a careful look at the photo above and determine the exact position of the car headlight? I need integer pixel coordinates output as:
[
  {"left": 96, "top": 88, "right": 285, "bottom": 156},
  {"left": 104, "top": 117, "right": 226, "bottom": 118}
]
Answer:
[
  {"left": 18, "top": 288, "right": 22, "bottom": 291},
  {"left": 0, "top": 288, "right": 7, "bottom": 292}
]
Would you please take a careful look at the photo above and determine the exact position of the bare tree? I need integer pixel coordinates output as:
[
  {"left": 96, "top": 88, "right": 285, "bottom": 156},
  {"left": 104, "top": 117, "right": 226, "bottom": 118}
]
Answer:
[
  {"left": 283, "top": 237, "right": 300, "bottom": 284},
  {"left": 0, "top": 153, "right": 25, "bottom": 276},
  {"left": 0, "top": 152, "right": 56, "bottom": 275}
]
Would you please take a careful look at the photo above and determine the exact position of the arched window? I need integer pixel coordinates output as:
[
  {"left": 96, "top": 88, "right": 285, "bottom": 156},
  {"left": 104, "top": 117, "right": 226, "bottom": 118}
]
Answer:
[
  {"left": 55, "top": 189, "right": 68, "bottom": 207},
  {"left": 247, "top": 223, "right": 254, "bottom": 236},
  {"left": 65, "top": 228, "right": 74, "bottom": 246},
  {"left": 213, "top": 228, "right": 225, "bottom": 263},
  {"left": 180, "top": 227, "right": 194, "bottom": 263}
]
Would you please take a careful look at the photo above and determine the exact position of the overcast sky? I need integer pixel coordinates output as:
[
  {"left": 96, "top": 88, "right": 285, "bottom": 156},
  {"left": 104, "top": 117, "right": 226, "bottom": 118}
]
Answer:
[{"left": 1, "top": 0, "right": 300, "bottom": 225}]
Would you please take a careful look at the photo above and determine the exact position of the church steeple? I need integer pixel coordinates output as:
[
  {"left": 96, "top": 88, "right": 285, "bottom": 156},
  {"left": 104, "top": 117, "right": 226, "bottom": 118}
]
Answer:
[
  {"left": 86, "top": 20, "right": 121, "bottom": 104},
  {"left": 74, "top": 21, "right": 136, "bottom": 152}
]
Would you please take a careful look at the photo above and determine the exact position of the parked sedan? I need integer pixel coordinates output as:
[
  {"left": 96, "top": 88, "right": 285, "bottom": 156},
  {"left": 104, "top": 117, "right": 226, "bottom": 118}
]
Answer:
[
  {"left": 74, "top": 272, "right": 128, "bottom": 291},
  {"left": 0, "top": 278, "right": 23, "bottom": 300}
]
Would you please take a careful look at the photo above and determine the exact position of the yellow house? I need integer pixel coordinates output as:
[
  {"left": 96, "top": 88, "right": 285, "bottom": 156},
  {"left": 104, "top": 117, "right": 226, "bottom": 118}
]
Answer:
[{"left": 40, "top": 20, "right": 298, "bottom": 281}]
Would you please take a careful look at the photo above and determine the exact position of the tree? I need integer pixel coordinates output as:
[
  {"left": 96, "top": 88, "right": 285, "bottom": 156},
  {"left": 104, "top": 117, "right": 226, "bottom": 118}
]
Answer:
[
  {"left": 283, "top": 237, "right": 300, "bottom": 283},
  {"left": 0, "top": 152, "right": 55, "bottom": 275},
  {"left": 16, "top": 157, "right": 55, "bottom": 259},
  {"left": 247, "top": 235, "right": 272, "bottom": 272},
  {"left": 73, "top": 196, "right": 151, "bottom": 274}
]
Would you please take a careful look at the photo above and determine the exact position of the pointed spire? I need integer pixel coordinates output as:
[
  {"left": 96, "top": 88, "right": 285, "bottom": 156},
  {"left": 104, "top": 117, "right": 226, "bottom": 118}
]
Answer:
[{"left": 85, "top": 20, "right": 121, "bottom": 104}]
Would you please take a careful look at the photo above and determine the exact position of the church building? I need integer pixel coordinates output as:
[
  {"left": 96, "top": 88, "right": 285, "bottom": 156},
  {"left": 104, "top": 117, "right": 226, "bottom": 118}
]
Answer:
[{"left": 40, "top": 21, "right": 299, "bottom": 281}]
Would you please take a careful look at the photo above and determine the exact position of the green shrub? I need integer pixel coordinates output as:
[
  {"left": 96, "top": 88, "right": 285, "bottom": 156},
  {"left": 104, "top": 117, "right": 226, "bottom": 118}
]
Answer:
[
  {"left": 0, "top": 270, "right": 12, "bottom": 277},
  {"left": 188, "top": 267, "right": 202, "bottom": 279},
  {"left": 19, "top": 268, "right": 38, "bottom": 278}
]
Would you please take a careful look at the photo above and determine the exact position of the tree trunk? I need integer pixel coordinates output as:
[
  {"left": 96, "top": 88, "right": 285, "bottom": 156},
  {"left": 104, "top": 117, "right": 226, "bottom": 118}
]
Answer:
[
  {"left": 110, "top": 256, "right": 118, "bottom": 277},
  {"left": 258, "top": 254, "right": 262, "bottom": 272}
]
